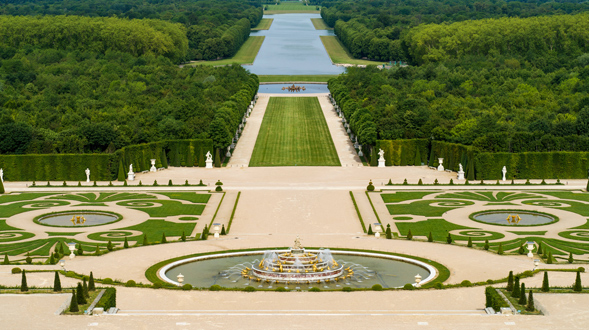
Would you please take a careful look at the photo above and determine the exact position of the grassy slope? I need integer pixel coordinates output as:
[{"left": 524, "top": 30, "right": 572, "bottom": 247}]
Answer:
[
  {"left": 258, "top": 75, "right": 338, "bottom": 82},
  {"left": 320, "top": 36, "right": 386, "bottom": 65},
  {"left": 311, "top": 18, "right": 331, "bottom": 30},
  {"left": 252, "top": 18, "right": 273, "bottom": 30},
  {"left": 190, "top": 36, "right": 265, "bottom": 66},
  {"left": 249, "top": 97, "right": 340, "bottom": 166}
]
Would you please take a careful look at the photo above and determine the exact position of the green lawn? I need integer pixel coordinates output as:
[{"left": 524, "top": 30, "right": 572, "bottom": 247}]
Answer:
[
  {"left": 381, "top": 192, "right": 436, "bottom": 203},
  {"left": 116, "top": 200, "right": 206, "bottom": 217},
  {"left": 249, "top": 97, "right": 340, "bottom": 166},
  {"left": 435, "top": 191, "right": 541, "bottom": 202},
  {"left": 156, "top": 192, "right": 211, "bottom": 204},
  {"left": 190, "top": 36, "right": 264, "bottom": 66},
  {"left": 50, "top": 192, "right": 156, "bottom": 203},
  {"left": 0, "top": 193, "right": 57, "bottom": 204},
  {"left": 320, "top": 36, "right": 386, "bottom": 65},
  {"left": 386, "top": 200, "right": 474, "bottom": 217},
  {"left": 311, "top": 18, "right": 331, "bottom": 30},
  {"left": 264, "top": 3, "right": 319, "bottom": 13},
  {"left": 90, "top": 220, "right": 196, "bottom": 243},
  {"left": 252, "top": 18, "right": 273, "bottom": 30},
  {"left": 258, "top": 75, "right": 338, "bottom": 83},
  {"left": 0, "top": 200, "right": 70, "bottom": 217},
  {"left": 395, "top": 218, "right": 504, "bottom": 241}
]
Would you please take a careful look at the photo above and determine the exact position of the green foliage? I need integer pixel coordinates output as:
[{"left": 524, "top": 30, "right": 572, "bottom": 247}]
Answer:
[
  {"left": 467, "top": 237, "right": 472, "bottom": 247},
  {"left": 526, "top": 291, "right": 535, "bottom": 312},
  {"left": 214, "top": 149, "right": 221, "bottom": 168},
  {"left": 367, "top": 225, "right": 373, "bottom": 235},
  {"left": 2, "top": 254, "right": 8, "bottom": 265},
  {"left": 209, "top": 285, "right": 221, "bottom": 291},
  {"left": 182, "top": 284, "right": 193, "bottom": 290},
  {"left": 403, "top": 283, "right": 414, "bottom": 290},
  {"left": 0, "top": 179, "right": 4, "bottom": 194},
  {"left": 161, "top": 233, "right": 167, "bottom": 244},
  {"left": 20, "top": 270, "right": 28, "bottom": 292},
  {"left": 428, "top": 232, "right": 433, "bottom": 242},
  {"left": 76, "top": 283, "right": 86, "bottom": 304},
  {"left": 83, "top": 279, "right": 89, "bottom": 298},
  {"left": 96, "top": 288, "right": 116, "bottom": 310},
  {"left": 123, "top": 237, "right": 129, "bottom": 249},
  {"left": 446, "top": 233, "right": 452, "bottom": 244},
  {"left": 507, "top": 271, "right": 514, "bottom": 291},
  {"left": 374, "top": 139, "right": 428, "bottom": 167},
  {"left": 69, "top": 291, "right": 79, "bottom": 313},
  {"left": 417, "top": 179, "right": 423, "bottom": 185},
  {"left": 497, "top": 243, "right": 504, "bottom": 255},
  {"left": 385, "top": 224, "right": 392, "bottom": 239},
  {"left": 518, "top": 283, "right": 527, "bottom": 305},
  {"left": 107, "top": 240, "right": 113, "bottom": 251},
  {"left": 371, "top": 284, "right": 383, "bottom": 291},
  {"left": 511, "top": 277, "right": 520, "bottom": 298},
  {"left": 142, "top": 234, "right": 148, "bottom": 246},
  {"left": 244, "top": 286, "right": 256, "bottom": 292},
  {"left": 569, "top": 252, "right": 574, "bottom": 263},
  {"left": 460, "top": 280, "right": 472, "bottom": 287},
  {"left": 406, "top": 229, "right": 413, "bottom": 240},
  {"left": 89, "top": 272, "right": 95, "bottom": 291},
  {"left": 11, "top": 267, "right": 21, "bottom": 274},
  {"left": 221, "top": 225, "right": 226, "bottom": 235},
  {"left": 181, "top": 231, "right": 187, "bottom": 242},
  {"left": 542, "top": 271, "right": 550, "bottom": 292},
  {"left": 125, "top": 280, "right": 136, "bottom": 287},
  {"left": 574, "top": 271, "right": 583, "bottom": 292},
  {"left": 367, "top": 180, "right": 375, "bottom": 191}
]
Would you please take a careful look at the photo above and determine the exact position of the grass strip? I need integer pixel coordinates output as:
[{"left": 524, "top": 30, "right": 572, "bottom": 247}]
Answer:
[
  {"left": 209, "top": 192, "right": 226, "bottom": 227},
  {"left": 252, "top": 18, "right": 273, "bottom": 30},
  {"left": 190, "top": 36, "right": 264, "bottom": 66},
  {"left": 226, "top": 192, "right": 241, "bottom": 233},
  {"left": 319, "top": 36, "right": 386, "bottom": 65},
  {"left": 258, "top": 75, "right": 338, "bottom": 83},
  {"left": 365, "top": 191, "right": 382, "bottom": 224},
  {"left": 350, "top": 191, "right": 366, "bottom": 233},
  {"left": 311, "top": 18, "right": 331, "bottom": 30}
]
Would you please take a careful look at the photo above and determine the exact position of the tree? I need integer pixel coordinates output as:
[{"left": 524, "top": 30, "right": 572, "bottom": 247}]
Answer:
[
  {"left": 221, "top": 224, "right": 226, "bottom": 235},
  {"left": 107, "top": 240, "right": 113, "bottom": 251},
  {"left": 511, "top": 277, "right": 520, "bottom": 298},
  {"left": 53, "top": 271, "right": 62, "bottom": 292},
  {"left": 181, "top": 231, "right": 187, "bottom": 242},
  {"left": 21, "top": 270, "right": 28, "bottom": 292},
  {"left": 117, "top": 160, "right": 126, "bottom": 181},
  {"left": 367, "top": 225, "right": 373, "bottom": 235},
  {"left": 161, "top": 233, "right": 167, "bottom": 243},
  {"left": 214, "top": 149, "right": 221, "bottom": 167},
  {"left": 546, "top": 251, "right": 553, "bottom": 264},
  {"left": 484, "top": 240, "right": 490, "bottom": 250},
  {"left": 518, "top": 283, "right": 527, "bottom": 305},
  {"left": 69, "top": 290, "right": 79, "bottom": 313},
  {"left": 124, "top": 237, "right": 129, "bottom": 248},
  {"left": 497, "top": 243, "right": 504, "bottom": 255},
  {"left": 574, "top": 271, "right": 582, "bottom": 292},
  {"left": 526, "top": 291, "right": 535, "bottom": 311},
  {"left": 537, "top": 243, "right": 543, "bottom": 255},
  {"left": 2, "top": 254, "right": 8, "bottom": 265},
  {"left": 201, "top": 225, "right": 208, "bottom": 240},
  {"left": 142, "top": 234, "right": 148, "bottom": 246},
  {"left": 89, "top": 272, "right": 95, "bottom": 291},
  {"left": 467, "top": 237, "right": 472, "bottom": 247},
  {"left": 428, "top": 232, "right": 433, "bottom": 242},
  {"left": 506, "top": 271, "right": 514, "bottom": 291},
  {"left": 77, "top": 243, "right": 83, "bottom": 256},
  {"left": 542, "top": 271, "right": 550, "bottom": 292},
  {"left": 569, "top": 252, "right": 574, "bottom": 263},
  {"left": 385, "top": 224, "right": 392, "bottom": 239},
  {"left": 406, "top": 229, "right": 413, "bottom": 240},
  {"left": 77, "top": 282, "right": 86, "bottom": 304},
  {"left": 446, "top": 233, "right": 452, "bottom": 244},
  {"left": 83, "top": 278, "right": 89, "bottom": 298},
  {"left": 94, "top": 244, "right": 100, "bottom": 256}
]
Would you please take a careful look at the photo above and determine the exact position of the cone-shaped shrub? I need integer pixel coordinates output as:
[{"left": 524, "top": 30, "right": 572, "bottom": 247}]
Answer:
[
  {"left": 406, "top": 229, "right": 413, "bottom": 240},
  {"left": 107, "top": 240, "right": 113, "bottom": 251},
  {"left": 546, "top": 251, "right": 553, "bottom": 264},
  {"left": 417, "top": 179, "right": 423, "bottom": 185},
  {"left": 142, "top": 234, "right": 148, "bottom": 246},
  {"left": 574, "top": 271, "right": 582, "bottom": 292},
  {"left": 526, "top": 291, "right": 535, "bottom": 311},
  {"left": 221, "top": 224, "right": 226, "bottom": 235},
  {"left": 518, "top": 245, "right": 525, "bottom": 254},
  {"left": 518, "top": 283, "right": 527, "bottom": 305},
  {"left": 2, "top": 254, "right": 8, "bottom": 265},
  {"left": 77, "top": 244, "right": 83, "bottom": 256},
  {"left": 497, "top": 243, "right": 504, "bottom": 255},
  {"left": 181, "top": 231, "right": 186, "bottom": 242},
  {"left": 76, "top": 283, "right": 86, "bottom": 304},
  {"left": 434, "top": 179, "right": 439, "bottom": 185},
  {"left": 467, "top": 237, "right": 472, "bottom": 247},
  {"left": 21, "top": 270, "right": 28, "bottom": 292},
  {"left": 69, "top": 291, "right": 79, "bottom": 312},
  {"left": 161, "top": 233, "right": 167, "bottom": 243},
  {"left": 446, "top": 233, "right": 452, "bottom": 244},
  {"left": 89, "top": 272, "right": 95, "bottom": 291},
  {"left": 537, "top": 243, "right": 543, "bottom": 255},
  {"left": 201, "top": 225, "right": 208, "bottom": 240},
  {"left": 214, "top": 149, "right": 221, "bottom": 167},
  {"left": 83, "top": 279, "right": 89, "bottom": 298},
  {"left": 94, "top": 244, "right": 100, "bottom": 256},
  {"left": 168, "top": 180, "right": 173, "bottom": 186},
  {"left": 403, "top": 179, "right": 408, "bottom": 185},
  {"left": 387, "top": 179, "right": 392, "bottom": 185},
  {"left": 124, "top": 237, "right": 129, "bottom": 248},
  {"left": 367, "top": 225, "right": 373, "bottom": 235},
  {"left": 542, "top": 271, "right": 550, "bottom": 292},
  {"left": 484, "top": 240, "right": 490, "bottom": 250},
  {"left": 428, "top": 232, "right": 433, "bottom": 242},
  {"left": 117, "top": 160, "right": 125, "bottom": 181},
  {"left": 386, "top": 224, "right": 392, "bottom": 239},
  {"left": 511, "top": 277, "right": 520, "bottom": 298},
  {"left": 569, "top": 252, "right": 574, "bottom": 263},
  {"left": 53, "top": 271, "right": 62, "bottom": 292},
  {"left": 449, "top": 178, "right": 454, "bottom": 185},
  {"left": 506, "top": 271, "right": 514, "bottom": 291}
]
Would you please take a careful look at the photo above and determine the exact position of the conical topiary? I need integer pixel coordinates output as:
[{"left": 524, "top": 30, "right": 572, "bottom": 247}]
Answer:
[
  {"left": 417, "top": 178, "right": 423, "bottom": 185},
  {"left": 124, "top": 237, "right": 129, "bottom": 248},
  {"left": 446, "top": 233, "right": 453, "bottom": 244},
  {"left": 0, "top": 177, "right": 4, "bottom": 194},
  {"left": 537, "top": 243, "right": 543, "bottom": 255},
  {"left": 214, "top": 149, "right": 221, "bottom": 167},
  {"left": 507, "top": 271, "right": 514, "bottom": 291},
  {"left": 428, "top": 232, "right": 433, "bottom": 242},
  {"left": 467, "top": 237, "right": 472, "bottom": 247},
  {"left": 367, "top": 225, "right": 373, "bottom": 235},
  {"left": 69, "top": 290, "right": 79, "bottom": 313},
  {"left": 569, "top": 252, "right": 574, "bottom": 263},
  {"left": 574, "top": 271, "right": 582, "bottom": 292},
  {"left": 76, "top": 283, "right": 86, "bottom": 304},
  {"left": 2, "top": 254, "right": 8, "bottom": 265},
  {"left": 21, "top": 270, "right": 28, "bottom": 292},
  {"left": 181, "top": 231, "right": 186, "bottom": 242},
  {"left": 107, "top": 240, "right": 113, "bottom": 251},
  {"left": 406, "top": 229, "right": 413, "bottom": 240},
  {"left": 497, "top": 243, "right": 504, "bottom": 255},
  {"left": 385, "top": 224, "right": 392, "bottom": 239},
  {"left": 142, "top": 234, "right": 148, "bottom": 246},
  {"left": 53, "top": 271, "right": 61, "bottom": 292},
  {"left": 117, "top": 160, "right": 126, "bottom": 181},
  {"left": 542, "top": 271, "right": 549, "bottom": 292},
  {"left": 526, "top": 290, "right": 535, "bottom": 311},
  {"left": 511, "top": 277, "right": 520, "bottom": 298},
  {"left": 221, "top": 224, "right": 226, "bottom": 235},
  {"left": 546, "top": 251, "right": 553, "bottom": 264},
  {"left": 484, "top": 239, "right": 490, "bottom": 250},
  {"left": 89, "top": 272, "right": 95, "bottom": 291},
  {"left": 161, "top": 233, "right": 167, "bottom": 243},
  {"left": 518, "top": 283, "right": 527, "bottom": 305},
  {"left": 83, "top": 279, "right": 89, "bottom": 298}
]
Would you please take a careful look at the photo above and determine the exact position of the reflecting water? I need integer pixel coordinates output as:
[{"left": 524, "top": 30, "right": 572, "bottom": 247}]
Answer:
[
  {"left": 258, "top": 83, "right": 329, "bottom": 93},
  {"left": 473, "top": 211, "right": 555, "bottom": 225},
  {"left": 38, "top": 212, "right": 119, "bottom": 226},
  {"left": 246, "top": 14, "right": 345, "bottom": 75},
  {"left": 165, "top": 253, "right": 429, "bottom": 289}
]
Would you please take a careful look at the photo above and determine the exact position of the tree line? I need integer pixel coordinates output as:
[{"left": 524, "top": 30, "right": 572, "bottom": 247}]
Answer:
[
  {"left": 321, "top": 0, "right": 589, "bottom": 62},
  {"left": 0, "top": 0, "right": 263, "bottom": 61},
  {"left": 0, "top": 46, "right": 258, "bottom": 155}
]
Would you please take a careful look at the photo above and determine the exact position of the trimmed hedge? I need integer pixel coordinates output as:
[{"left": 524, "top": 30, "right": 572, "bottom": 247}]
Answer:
[
  {"left": 376, "top": 139, "right": 428, "bottom": 166},
  {"left": 429, "top": 141, "right": 476, "bottom": 180},
  {"left": 0, "top": 139, "right": 214, "bottom": 181},
  {"left": 485, "top": 286, "right": 508, "bottom": 311},
  {"left": 96, "top": 287, "right": 116, "bottom": 310}
]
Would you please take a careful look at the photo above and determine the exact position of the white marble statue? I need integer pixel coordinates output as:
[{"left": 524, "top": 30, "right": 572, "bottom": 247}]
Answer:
[
  {"left": 502, "top": 166, "right": 507, "bottom": 182},
  {"left": 150, "top": 159, "right": 157, "bottom": 172},
  {"left": 127, "top": 163, "right": 135, "bottom": 181},
  {"left": 85, "top": 168, "right": 90, "bottom": 183},
  {"left": 437, "top": 158, "right": 444, "bottom": 171},
  {"left": 205, "top": 151, "right": 214, "bottom": 169},
  {"left": 0, "top": 168, "right": 3, "bottom": 183},
  {"left": 378, "top": 149, "right": 385, "bottom": 168},
  {"left": 457, "top": 163, "right": 465, "bottom": 180},
  {"left": 129, "top": 164, "right": 133, "bottom": 173}
]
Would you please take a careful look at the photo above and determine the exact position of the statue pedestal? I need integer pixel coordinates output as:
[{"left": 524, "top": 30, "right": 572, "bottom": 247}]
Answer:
[
  {"left": 437, "top": 164, "right": 444, "bottom": 171},
  {"left": 378, "top": 157, "right": 385, "bottom": 167},
  {"left": 150, "top": 159, "right": 157, "bottom": 172},
  {"left": 457, "top": 171, "right": 465, "bottom": 180},
  {"left": 127, "top": 172, "right": 135, "bottom": 181},
  {"left": 205, "top": 159, "right": 213, "bottom": 169}
]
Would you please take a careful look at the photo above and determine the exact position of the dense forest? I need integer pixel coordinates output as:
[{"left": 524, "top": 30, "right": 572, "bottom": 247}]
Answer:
[
  {"left": 322, "top": 0, "right": 589, "bottom": 62},
  {"left": 0, "top": 0, "right": 263, "bottom": 61},
  {"left": 0, "top": 46, "right": 258, "bottom": 155}
]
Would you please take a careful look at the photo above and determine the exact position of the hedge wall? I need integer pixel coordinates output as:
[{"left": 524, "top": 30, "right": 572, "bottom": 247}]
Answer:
[
  {"left": 375, "top": 139, "right": 428, "bottom": 166},
  {"left": 0, "top": 139, "right": 214, "bottom": 181},
  {"left": 429, "top": 141, "right": 476, "bottom": 180},
  {"left": 475, "top": 151, "right": 589, "bottom": 180},
  {"left": 96, "top": 287, "right": 116, "bottom": 310},
  {"left": 485, "top": 286, "right": 508, "bottom": 311}
]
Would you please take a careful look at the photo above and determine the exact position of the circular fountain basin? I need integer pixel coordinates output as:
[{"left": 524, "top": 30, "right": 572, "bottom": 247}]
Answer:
[
  {"left": 160, "top": 250, "right": 437, "bottom": 289},
  {"left": 36, "top": 211, "right": 121, "bottom": 227},
  {"left": 471, "top": 210, "right": 556, "bottom": 226}
]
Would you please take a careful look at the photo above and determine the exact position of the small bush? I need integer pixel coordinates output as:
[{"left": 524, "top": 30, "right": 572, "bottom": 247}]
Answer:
[
  {"left": 433, "top": 179, "right": 439, "bottom": 185},
  {"left": 244, "top": 286, "right": 256, "bottom": 292},
  {"left": 210, "top": 285, "right": 221, "bottom": 291},
  {"left": 387, "top": 179, "right": 392, "bottom": 185},
  {"left": 367, "top": 180, "right": 375, "bottom": 191},
  {"left": 125, "top": 280, "right": 136, "bottom": 287},
  {"left": 215, "top": 185, "right": 223, "bottom": 192},
  {"left": 461, "top": 280, "right": 472, "bottom": 287},
  {"left": 371, "top": 284, "right": 383, "bottom": 291},
  {"left": 309, "top": 287, "right": 321, "bottom": 292},
  {"left": 168, "top": 180, "right": 173, "bottom": 186},
  {"left": 403, "top": 283, "right": 414, "bottom": 290},
  {"left": 11, "top": 267, "right": 21, "bottom": 274},
  {"left": 417, "top": 179, "right": 423, "bottom": 185},
  {"left": 275, "top": 287, "right": 288, "bottom": 292},
  {"left": 486, "top": 279, "right": 494, "bottom": 284},
  {"left": 402, "top": 179, "right": 408, "bottom": 185},
  {"left": 152, "top": 283, "right": 162, "bottom": 289},
  {"left": 449, "top": 178, "right": 454, "bottom": 185},
  {"left": 579, "top": 267, "right": 585, "bottom": 272},
  {"left": 434, "top": 282, "right": 444, "bottom": 289},
  {"left": 182, "top": 284, "right": 193, "bottom": 290},
  {"left": 342, "top": 287, "right": 353, "bottom": 292}
]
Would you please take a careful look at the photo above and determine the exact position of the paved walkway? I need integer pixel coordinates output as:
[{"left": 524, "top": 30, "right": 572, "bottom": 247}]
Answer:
[{"left": 227, "top": 96, "right": 269, "bottom": 167}]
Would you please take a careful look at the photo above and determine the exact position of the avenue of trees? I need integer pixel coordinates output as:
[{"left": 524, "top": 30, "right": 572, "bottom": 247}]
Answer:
[
  {"left": 0, "top": 0, "right": 263, "bottom": 61},
  {"left": 322, "top": 0, "right": 589, "bottom": 62},
  {"left": 0, "top": 46, "right": 258, "bottom": 155}
]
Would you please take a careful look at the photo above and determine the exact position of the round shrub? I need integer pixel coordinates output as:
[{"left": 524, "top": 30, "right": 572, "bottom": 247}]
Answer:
[
  {"left": 522, "top": 271, "right": 533, "bottom": 277},
  {"left": 11, "top": 267, "right": 21, "bottom": 274},
  {"left": 102, "top": 278, "right": 113, "bottom": 284},
  {"left": 309, "top": 287, "right": 321, "bottom": 292},
  {"left": 244, "top": 286, "right": 256, "bottom": 292},
  {"left": 152, "top": 283, "right": 162, "bottom": 289},
  {"left": 209, "top": 285, "right": 221, "bottom": 291},
  {"left": 125, "top": 280, "right": 136, "bottom": 287},
  {"left": 434, "top": 282, "right": 444, "bottom": 289},
  {"left": 182, "top": 284, "right": 193, "bottom": 290},
  {"left": 486, "top": 279, "right": 494, "bottom": 284},
  {"left": 460, "top": 280, "right": 472, "bottom": 287},
  {"left": 403, "top": 283, "right": 414, "bottom": 290},
  {"left": 342, "top": 287, "right": 353, "bottom": 292},
  {"left": 275, "top": 287, "right": 289, "bottom": 292},
  {"left": 367, "top": 180, "right": 375, "bottom": 191},
  {"left": 215, "top": 186, "right": 223, "bottom": 192},
  {"left": 579, "top": 267, "right": 586, "bottom": 272},
  {"left": 371, "top": 284, "right": 383, "bottom": 291}
]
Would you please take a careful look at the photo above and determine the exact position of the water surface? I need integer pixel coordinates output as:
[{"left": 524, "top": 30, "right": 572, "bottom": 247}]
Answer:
[
  {"left": 258, "top": 83, "right": 329, "bottom": 93},
  {"left": 473, "top": 211, "right": 555, "bottom": 226}
]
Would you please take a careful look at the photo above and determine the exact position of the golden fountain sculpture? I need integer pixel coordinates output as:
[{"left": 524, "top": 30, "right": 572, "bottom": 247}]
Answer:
[
  {"left": 506, "top": 214, "right": 522, "bottom": 224},
  {"left": 70, "top": 215, "right": 87, "bottom": 225}
]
